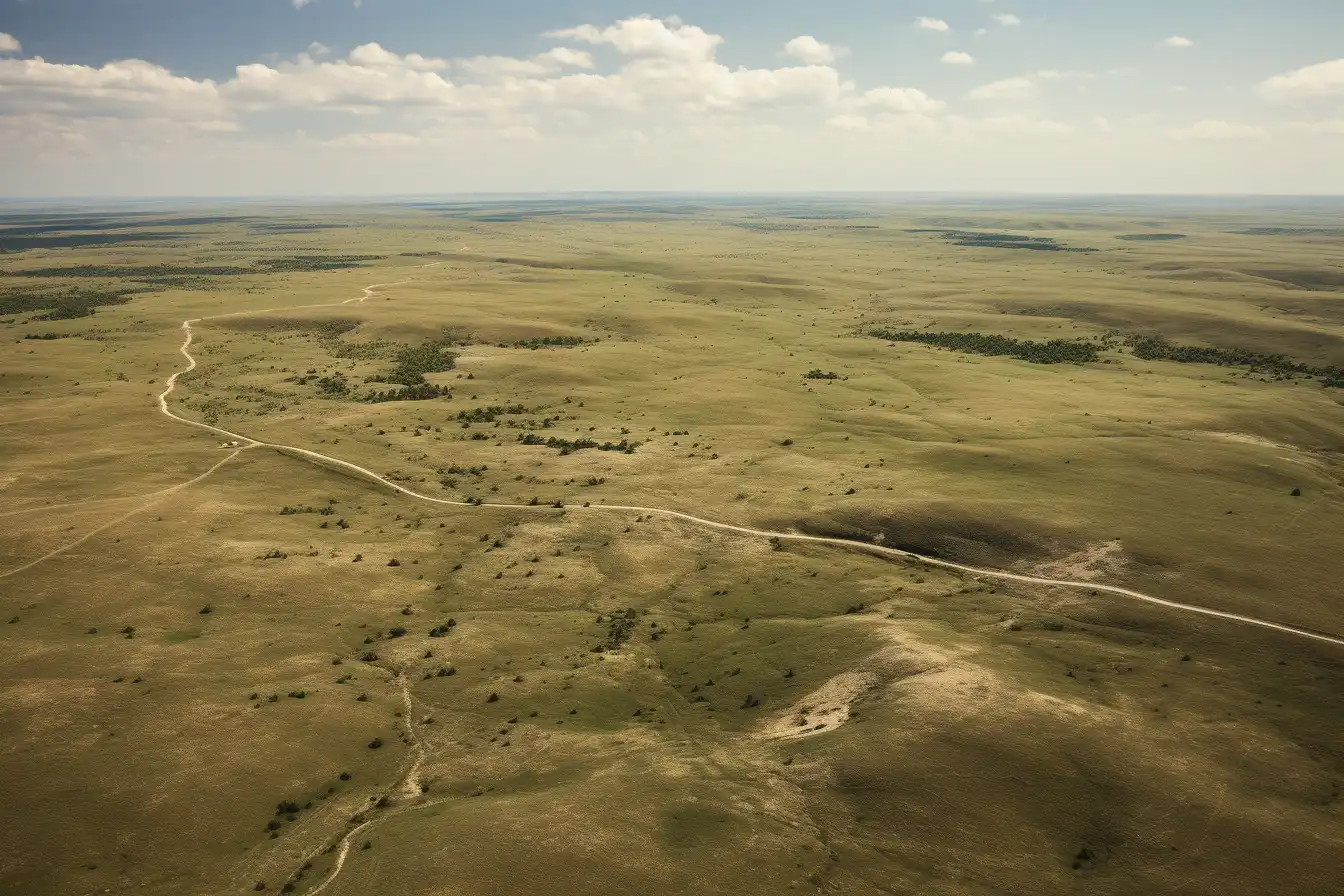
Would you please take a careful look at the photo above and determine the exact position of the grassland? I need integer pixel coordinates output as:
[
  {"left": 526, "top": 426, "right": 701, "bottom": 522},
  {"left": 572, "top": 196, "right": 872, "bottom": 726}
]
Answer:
[{"left": 1, "top": 198, "right": 1342, "bottom": 895}]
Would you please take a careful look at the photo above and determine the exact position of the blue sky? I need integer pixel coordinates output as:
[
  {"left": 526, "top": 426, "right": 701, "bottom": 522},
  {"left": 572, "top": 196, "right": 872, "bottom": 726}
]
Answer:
[{"left": 0, "top": 0, "right": 1341, "bottom": 195}]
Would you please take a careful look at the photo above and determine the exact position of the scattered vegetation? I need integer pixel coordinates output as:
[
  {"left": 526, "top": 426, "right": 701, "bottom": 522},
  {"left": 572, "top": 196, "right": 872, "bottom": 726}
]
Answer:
[
  {"left": 0, "top": 285, "right": 139, "bottom": 320},
  {"left": 513, "top": 336, "right": 588, "bottom": 349},
  {"left": 518, "top": 433, "right": 640, "bottom": 455},
  {"left": 456, "top": 404, "right": 529, "bottom": 423},
  {"left": 362, "top": 341, "right": 457, "bottom": 402}
]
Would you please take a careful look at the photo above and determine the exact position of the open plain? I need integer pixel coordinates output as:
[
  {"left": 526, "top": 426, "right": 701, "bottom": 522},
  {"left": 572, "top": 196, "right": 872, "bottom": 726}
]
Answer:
[{"left": 2, "top": 197, "right": 1342, "bottom": 896}]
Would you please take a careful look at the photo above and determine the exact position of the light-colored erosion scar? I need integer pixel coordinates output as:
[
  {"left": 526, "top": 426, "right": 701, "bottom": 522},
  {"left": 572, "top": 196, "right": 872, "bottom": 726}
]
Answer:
[
  {"left": 1032, "top": 539, "right": 1128, "bottom": 583},
  {"left": 761, "top": 671, "right": 878, "bottom": 741}
]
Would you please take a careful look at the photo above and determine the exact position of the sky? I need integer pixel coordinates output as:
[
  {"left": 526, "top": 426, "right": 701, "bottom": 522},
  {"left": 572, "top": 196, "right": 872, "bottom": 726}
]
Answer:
[{"left": 0, "top": 0, "right": 1342, "bottom": 196}]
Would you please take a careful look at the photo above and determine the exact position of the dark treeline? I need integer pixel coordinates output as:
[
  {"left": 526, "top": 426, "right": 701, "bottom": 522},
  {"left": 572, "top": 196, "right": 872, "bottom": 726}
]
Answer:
[
  {"left": 871, "top": 329, "right": 1102, "bottom": 364},
  {"left": 513, "top": 336, "right": 588, "bottom": 349},
  {"left": 1, "top": 255, "right": 381, "bottom": 279},
  {"left": 1125, "top": 335, "right": 1343, "bottom": 387},
  {"left": 518, "top": 433, "right": 640, "bottom": 455},
  {"left": 0, "top": 286, "right": 138, "bottom": 320}
]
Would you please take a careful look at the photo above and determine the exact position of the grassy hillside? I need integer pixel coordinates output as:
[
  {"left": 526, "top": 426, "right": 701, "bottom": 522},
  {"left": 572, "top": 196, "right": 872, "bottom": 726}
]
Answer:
[{"left": 1, "top": 199, "right": 1341, "bottom": 895}]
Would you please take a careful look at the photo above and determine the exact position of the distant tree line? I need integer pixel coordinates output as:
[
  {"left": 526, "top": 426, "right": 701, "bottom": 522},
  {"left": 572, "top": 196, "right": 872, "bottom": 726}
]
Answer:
[
  {"left": 511, "top": 336, "right": 589, "bottom": 349},
  {"left": 0, "top": 285, "right": 137, "bottom": 320},
  {"left": 518, "top": 433, "right": 640, "bottom": 455},
  {"left": 1125, "top": 334, "right": 1343, "bottom": 387},
  {"left": 871, "top": 329, "right": 1102, "bottom": 364}
]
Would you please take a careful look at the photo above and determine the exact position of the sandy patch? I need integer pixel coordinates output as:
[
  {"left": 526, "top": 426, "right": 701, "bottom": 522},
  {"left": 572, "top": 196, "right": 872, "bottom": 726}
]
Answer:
[
  {"left": 761, "top": 671, "right": 878, "bottom": 741},
  {"left": 1032, "top": 539, "right": 1128, "bottom": 582}
]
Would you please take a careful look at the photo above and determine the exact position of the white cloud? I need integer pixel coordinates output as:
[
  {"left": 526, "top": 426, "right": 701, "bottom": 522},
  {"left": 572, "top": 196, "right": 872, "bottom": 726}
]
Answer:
[
  {"left": 0, "top": 56, "right": 225, "bottom": 120},
  {"left": 854, "top": 86, "right": 944, "bottom": 115},
  {"left": 941, "top": 51, "right": 975, "bottom": 65},
  {"left": 1171, "top": 119, "right": 1267, "bottom": 140},
  {"left": 346, "top": 42, "right": 448, "bottom": 71},
  {"left": 307, "top": 42, "right": 331, "bottom": 58},
  {"left": 547, "top": 15, "right": 723, "bottom": 61},
  {"left": 994, "top": 14, "right": 1021, "bottom": 27},
  {"left": 974, "top": 28, "right": 988, "bottom": 37},
  {"left": 968, "top": 69, "right": 1091, "bottom": 102},
  {"left": 458, "top": 48, "right": 594, "bottom": 77},
  {"left": 293, "top": 0, "right": 315, "bottom": 8},
  {"left": 968, "top": 75, "right": 1035, "bottom": 101},
  {"left": 0, "top": 33, "right": 20, "bottom": 54},
  {"left": 915, "top": 17, "right": 950, "bottom": 33},
  {"left": 783, "top": 36, "right": 836, "bottom": 65},
  {"left": 1256, "top": 58, "right": 1344, "bottom": 101},
  {"left": 1163, "top": 36, "right": 1194, "bottom": 48}
]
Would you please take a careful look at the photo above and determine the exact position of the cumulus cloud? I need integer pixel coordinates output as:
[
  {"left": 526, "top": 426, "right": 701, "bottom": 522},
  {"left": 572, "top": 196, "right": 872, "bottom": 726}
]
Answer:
[
  {"left": 547, "top": 15, "right": 723, "bottom": 61},
  {"left": 346, "top": 42, "right": 448, "bottom": 71},
  {"left": 1256, "top": 58, "right": 1344, "bottom": 101},
  {"left": 968, "top": 69, "right": 1090, "bottom": 102},
  {"left": 994, "top": 14, "right": 1021, "bottom": 27},
  {"left": 854, "top": 86, "right": 944, "bottom": 115},
  {"left": 1163, "top": 36, "right": 1194, "bottom": 48},
  {"left": 0, "top": 15, "right": 948, "bottom": 152},
  {"left": 915, "top": 17, "right": 950, "bottom": 33},
  {"left": 941, "top": 51, "right": 975, "bottom": 65},
  {"left": 968, "top": 75, "right": 1035, "bottom": 101},
  {"left": 783, "top": 36, "right": 837, "bottom": 65},
  {"left": 457, "top": 48, "right": 594, "bottom": 77},
  {"left": 1171, "top": 119, "right": 1267, "bottom": 140},
  {"left": 0, "top": 33, "right": 20, "bottom": 54},
  {"left": 0, "top": 55, "right": 225, "bottom": 120}
]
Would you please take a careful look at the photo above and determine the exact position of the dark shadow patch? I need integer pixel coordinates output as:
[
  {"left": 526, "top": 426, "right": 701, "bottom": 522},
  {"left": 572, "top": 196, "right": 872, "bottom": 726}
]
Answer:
[
  {"left": 214, "top": 316, "right": 363, "bottom": 336},
  {"left": 783, "top": 502, "right": 1082, "bottom": 568},
  {"left": 1242, "top": 269, "right": 1344, "bottom": 291},
  {"left": 1116, "top": 233, "right": 1186, "bottom": 241},
  {"left": 0, "top": 232, "right": 192, "bottom": 252}
]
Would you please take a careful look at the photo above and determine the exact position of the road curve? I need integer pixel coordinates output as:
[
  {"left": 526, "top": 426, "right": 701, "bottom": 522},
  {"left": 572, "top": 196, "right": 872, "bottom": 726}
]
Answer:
[{"left": 155, "top": 274, "right": 1344, "bottom": 651}]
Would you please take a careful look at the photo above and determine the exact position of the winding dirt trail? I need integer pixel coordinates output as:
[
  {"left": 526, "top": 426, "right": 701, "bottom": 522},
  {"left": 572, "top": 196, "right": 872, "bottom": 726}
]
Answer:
[{"left": 150, "top": 270, "right": 1344, "bottom": 651}]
